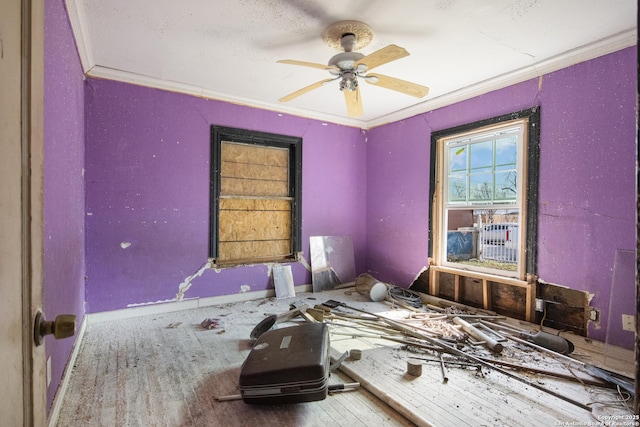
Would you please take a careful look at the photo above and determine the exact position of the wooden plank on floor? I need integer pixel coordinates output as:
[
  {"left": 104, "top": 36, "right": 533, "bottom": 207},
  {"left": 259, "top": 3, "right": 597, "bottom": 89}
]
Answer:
[
  {"left": 55, "top": 298, "right": 415, "bottom": 427},
  {"left": 55, "top": 290, "right": 635, "bottom": 427}
]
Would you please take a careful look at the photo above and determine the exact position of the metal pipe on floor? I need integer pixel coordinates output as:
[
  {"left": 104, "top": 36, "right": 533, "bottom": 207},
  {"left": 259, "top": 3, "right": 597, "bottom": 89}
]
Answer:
[
  {"left": 480, "top": 320, "right": 574, "bottom": 355},
  {"left": 452, "top": 316, "right": 503, "bottom": 353},
  {"left": 475, "top": 357, "right": 613, "bottom": 388},
  {"left": 326, "top": 300, "right": 593, "bottom": 412},
  {"left": 439, "top": 354, "right": 449, "bottom": 383}
]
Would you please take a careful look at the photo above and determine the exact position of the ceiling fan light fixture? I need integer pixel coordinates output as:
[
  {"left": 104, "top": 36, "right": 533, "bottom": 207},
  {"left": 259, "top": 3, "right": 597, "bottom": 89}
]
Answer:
[
  {"left": 328, "top": 51, "right": 365, "bottom": 70},
  {"left": 277, "top": 20, "right": 429, "bottom": 116},
  {"left": 339, "top": 73, "right": 358, "bottom": 92}
]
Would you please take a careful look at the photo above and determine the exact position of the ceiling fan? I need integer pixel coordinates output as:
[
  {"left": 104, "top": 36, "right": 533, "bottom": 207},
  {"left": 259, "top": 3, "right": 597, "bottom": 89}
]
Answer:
[{"left": 277, "top": 21, "right": 429, "bottom": 118}]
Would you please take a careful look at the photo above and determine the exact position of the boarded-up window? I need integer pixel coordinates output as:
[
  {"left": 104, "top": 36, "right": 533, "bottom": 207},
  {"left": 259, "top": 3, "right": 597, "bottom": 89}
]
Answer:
[{"left": 210, "top": 127, "right": 302, "bottom": 266}]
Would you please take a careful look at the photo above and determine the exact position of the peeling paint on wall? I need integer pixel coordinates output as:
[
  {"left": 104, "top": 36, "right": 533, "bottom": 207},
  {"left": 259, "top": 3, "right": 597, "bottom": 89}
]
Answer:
[
  {"left": 297, "top": 253, "right": 311, "bottom": 272},
  {"left": 175, "top": 261, "right": 210, "bottom": 301},
  {"left": 265, "top": 263, "right": 274, "bottom": 278},
  {"left": 586, "top": 292, "right": 600, "bottom": 330},
  {"left": 411, "top": 266, "right": 429, "bottom": 284},
  {"left": 240, "top": 285, "right": 251, "bottom": 293},
  {"left": 120, "top": 242, "right": 131, "bottom": 249},
  {"left": 127, "top": 298, "right": 178, "bottom": 307}
]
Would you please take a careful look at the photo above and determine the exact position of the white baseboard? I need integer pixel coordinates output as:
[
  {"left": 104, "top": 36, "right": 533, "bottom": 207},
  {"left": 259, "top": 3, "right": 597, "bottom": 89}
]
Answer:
[
  {"left": 46, "top": 284, "right": 312, "bottom": 426},
  {"left": 86, "top": 284, "right": 312, "bottom": 324},
  {"left": 47, "top": 314, "right": 88, "bottom": 427}
]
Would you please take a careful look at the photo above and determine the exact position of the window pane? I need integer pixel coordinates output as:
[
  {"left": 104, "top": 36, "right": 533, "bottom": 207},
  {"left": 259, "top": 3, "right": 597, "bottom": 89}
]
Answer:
[
  {"left": 495, "top": 170, "right": 517, "bottom": 201},
  {"left": 495, "top": 136, "right": 517, "bottom": 166},
  {"left": 478, "top": 212, "right": 520, "bottom": 267},
  {"left": 445, "top": 209, "right": 476, "bottom": 262},
  {"left": 434, "top": 111, "right": 539, "bottom": 281},
  {"left": 448, "top": 174, "right": 467, "bottom": 201},
  {"left": 448, "top": 146, "right": 467, "bottom": 172},
  {"left": 469, "top": 173, "right": 493, "bottom": 201},
  {"left": 469, "top": 140, "right": 493, "bottom": 171}
]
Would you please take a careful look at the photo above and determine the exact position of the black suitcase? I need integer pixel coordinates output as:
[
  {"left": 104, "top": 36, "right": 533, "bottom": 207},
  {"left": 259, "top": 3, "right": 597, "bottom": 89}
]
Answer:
[{"left": 239, "top": 322, "right": 330, "bottom": 404}]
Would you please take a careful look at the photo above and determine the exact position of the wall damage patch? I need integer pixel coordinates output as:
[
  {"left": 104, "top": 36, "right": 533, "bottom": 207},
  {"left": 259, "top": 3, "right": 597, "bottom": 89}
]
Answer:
[
  {"left": 297, "top": 253, "right": 311, "bottom": 272},
  {"left": 176, "top": 261, "right": 210, "bottom": 301}
]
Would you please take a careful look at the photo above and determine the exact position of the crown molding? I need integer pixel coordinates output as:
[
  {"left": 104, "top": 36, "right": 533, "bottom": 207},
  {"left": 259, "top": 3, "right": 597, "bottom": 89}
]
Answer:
[
  {"left": 68, "top": 0, "right": 636, "bottom": 132},
  {"left": 86, "top": 65, "right": 366, "bottom": 128},
  {"left": 365, "top": 29, "right": 637, "bottom": 129},
  {"left": 65, "top": 0, "right": 93, "bottom": 74}
]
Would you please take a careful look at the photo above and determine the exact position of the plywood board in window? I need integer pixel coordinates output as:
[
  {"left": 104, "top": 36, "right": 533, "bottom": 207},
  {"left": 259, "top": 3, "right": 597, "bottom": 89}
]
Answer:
[
  {"left": 218, "top": 239, "right": 291, "bottom": 261},
  {"left": 220, "top": 198, "right": 291, "bottom": 211},
  {"left": 221, "top": 141, "right": 290, "bottom": 197},
  {"left": 221, "top": 177, "right": 288, "bottom": 197},
  {"left": 222, "top": 142, "right": 288, "bottom": 167},
  {"left": 219, "top": 209, "right": 291, "bottom": 241},
  {"left": 219, "top": 198, "right": 291, "bottom": 242},
  {"left": 221, "top": 161, "right": 288, "bottom": 182},
  {"left": 218, "top": 197, "right": 292, "bottom": 261}
]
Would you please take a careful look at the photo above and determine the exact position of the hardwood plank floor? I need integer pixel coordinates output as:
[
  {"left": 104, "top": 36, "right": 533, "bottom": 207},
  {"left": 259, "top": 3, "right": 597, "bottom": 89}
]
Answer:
[
  {"left": 54, "top": 289, "right": 635, "bottom": 426},
  {"left": 54, "top": 293, "right": 414, "bottom": 427}
]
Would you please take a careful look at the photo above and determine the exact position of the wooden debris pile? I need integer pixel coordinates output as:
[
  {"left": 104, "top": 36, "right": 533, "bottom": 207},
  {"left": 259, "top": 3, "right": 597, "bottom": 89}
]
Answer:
[{"left": 265, "top": 286, "right": 634, "bottom": 414}]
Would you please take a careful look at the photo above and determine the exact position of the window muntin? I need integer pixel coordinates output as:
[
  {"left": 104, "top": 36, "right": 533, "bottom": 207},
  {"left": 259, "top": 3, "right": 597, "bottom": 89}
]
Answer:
[{"left": 445, "top": 126, "right": 520, "bottom": 207}]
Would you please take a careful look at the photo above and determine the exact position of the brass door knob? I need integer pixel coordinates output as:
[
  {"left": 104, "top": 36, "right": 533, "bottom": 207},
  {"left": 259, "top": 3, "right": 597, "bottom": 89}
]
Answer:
[{"left": 34, "top": 311, "right": 76, "bottom": 346}]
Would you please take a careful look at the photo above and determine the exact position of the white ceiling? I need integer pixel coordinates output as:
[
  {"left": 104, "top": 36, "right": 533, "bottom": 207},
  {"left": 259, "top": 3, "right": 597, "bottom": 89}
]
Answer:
[{"left": 66, "top": 0, "right": 637, "bottom": 128}]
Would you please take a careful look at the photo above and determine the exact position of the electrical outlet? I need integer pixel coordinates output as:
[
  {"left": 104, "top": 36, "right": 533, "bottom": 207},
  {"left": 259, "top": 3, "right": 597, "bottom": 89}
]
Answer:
[
  {"left": 589, "top": 308, "right": 599, "bottom": 322},
  {"left": 46, "top": 356, "right": 52, "bottom": 387},
  {"left": 621, "top": 314, "right": 635, "bottom": 332},
  {"left": 535, "top": 298, "right": 544, "bottom": 312}
]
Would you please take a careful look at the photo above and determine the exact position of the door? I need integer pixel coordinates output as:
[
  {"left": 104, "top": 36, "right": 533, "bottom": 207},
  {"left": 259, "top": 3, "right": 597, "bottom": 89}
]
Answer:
[{"left": 0, "top": 0, "right": 46, "bottom": 426}]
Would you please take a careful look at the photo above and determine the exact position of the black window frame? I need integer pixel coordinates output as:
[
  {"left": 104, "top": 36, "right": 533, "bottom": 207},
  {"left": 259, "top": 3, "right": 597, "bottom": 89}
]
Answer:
[
  {"left": 209, "top": 125, "right": 302, "bottom": 264},
  {"left": 429, "top": 107, "right": 540, "bottom": 275}
]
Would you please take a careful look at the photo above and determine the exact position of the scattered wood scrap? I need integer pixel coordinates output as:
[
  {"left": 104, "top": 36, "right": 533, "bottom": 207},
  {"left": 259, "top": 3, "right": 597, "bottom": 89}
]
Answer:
[{"left": 261, "top": 289, "right": 634, "bottom": 419}]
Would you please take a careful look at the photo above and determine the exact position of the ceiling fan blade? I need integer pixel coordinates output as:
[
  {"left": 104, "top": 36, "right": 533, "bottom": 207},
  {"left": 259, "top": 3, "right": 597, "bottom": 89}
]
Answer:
[
  {"left": 277, "top": 59, "right": 338, "bottom": 71},
  {"left": 279, "top": 78, "right": 337, "bottom": 103},
  {"left": 354, "top": 44, "right": 409, "bottom": 71},
  {"left": 343, "top": 87, "right": 363, "bottom": 118},
  {"left": 365, "top": 73, "right": 429, "bottom": 98}
]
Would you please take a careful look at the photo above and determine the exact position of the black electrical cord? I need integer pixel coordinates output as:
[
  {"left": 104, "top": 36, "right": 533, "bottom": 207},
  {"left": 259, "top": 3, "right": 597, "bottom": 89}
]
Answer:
[{"left": 387, "top": 286, "right": 423, "bottom": 308}]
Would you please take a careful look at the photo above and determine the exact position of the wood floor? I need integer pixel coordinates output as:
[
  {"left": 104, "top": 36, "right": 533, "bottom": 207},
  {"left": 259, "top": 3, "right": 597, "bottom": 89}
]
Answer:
[{"left": 54, "top": 289, "right": 636, "bottom": 427}]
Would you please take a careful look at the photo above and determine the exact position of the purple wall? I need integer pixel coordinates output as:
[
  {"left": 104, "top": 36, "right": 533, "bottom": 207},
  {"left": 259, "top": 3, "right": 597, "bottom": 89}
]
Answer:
[
  {"left": 84, "top": 48, "right": 635, "bottom": 348},
  {"left": 45, "top": 12, "right": 636, "bottom": 421},
  {"left": 366, "top": 48, "right": 637, "bottom": 348},
  {"left": 536, "top": 51, "right": 636, "bottom": 349},
  {"left": 44, "top": 0, "right": 86, "bottom": 413},
  {"left": 84, "top": 81, "right": 366, "bottom": 312}
]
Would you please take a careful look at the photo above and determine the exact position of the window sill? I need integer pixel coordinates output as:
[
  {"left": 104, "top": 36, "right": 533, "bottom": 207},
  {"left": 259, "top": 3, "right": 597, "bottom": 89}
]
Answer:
[
  {"left": 432, "top": 265, "right": 529, "bottom": 287},
  {"left": 210, "top": 254, "right": 299, "bottom": 269},
  {"left": 428, "top": 265, "right": 536, "bottom": 321}
]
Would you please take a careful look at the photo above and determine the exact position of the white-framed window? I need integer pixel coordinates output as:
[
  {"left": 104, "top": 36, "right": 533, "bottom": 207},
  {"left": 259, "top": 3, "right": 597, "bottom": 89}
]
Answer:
[{"left": 430, "top": 108, "right": 540, "bottom": 280}]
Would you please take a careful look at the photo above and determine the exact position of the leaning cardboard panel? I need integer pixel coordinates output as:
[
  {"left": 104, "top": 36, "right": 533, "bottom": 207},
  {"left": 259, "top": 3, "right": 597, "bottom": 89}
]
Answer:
[{"left": 239, "top": 323, "right": 330, "bottom": 404}]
